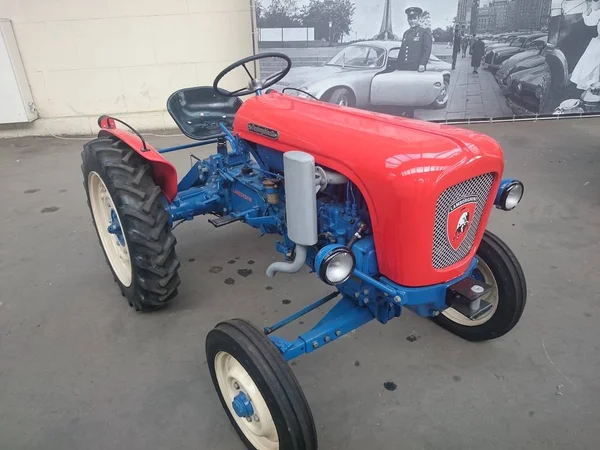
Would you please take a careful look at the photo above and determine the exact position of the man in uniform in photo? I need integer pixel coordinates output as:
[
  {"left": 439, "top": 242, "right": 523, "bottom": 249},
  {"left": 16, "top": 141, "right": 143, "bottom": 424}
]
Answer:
[{"left": 397, "top": 7, "right": 433, "bottom": 72}]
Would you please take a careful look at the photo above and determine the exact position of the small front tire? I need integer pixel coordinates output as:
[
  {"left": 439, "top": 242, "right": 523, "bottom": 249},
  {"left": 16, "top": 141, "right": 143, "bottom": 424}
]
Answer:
[
  {"left": 433, "top": 231, "right": 527, "bottom": 342},
  {"left": 206, "top": 319, "right": 317, "bottom": 450}
]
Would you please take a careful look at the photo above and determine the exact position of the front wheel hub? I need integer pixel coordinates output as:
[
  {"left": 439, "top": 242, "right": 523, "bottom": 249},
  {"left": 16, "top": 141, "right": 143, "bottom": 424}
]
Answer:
[{"left": 232, "top": 391, "right": 255, "bottom": 419}]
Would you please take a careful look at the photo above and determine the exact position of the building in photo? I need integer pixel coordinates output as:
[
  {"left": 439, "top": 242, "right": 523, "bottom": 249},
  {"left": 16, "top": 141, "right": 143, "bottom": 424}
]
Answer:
[
  {"left": 488, "top": 0, "right": 514, "bottom": 33},
  {"left": 514, "top": 0, "right": 551, "bottom": 31},
  {"left": 457, "top": 0, "right": 474, "bottom": 31},
  {"left": 477, "top": 6, "right": 493, "bottom": 33}
]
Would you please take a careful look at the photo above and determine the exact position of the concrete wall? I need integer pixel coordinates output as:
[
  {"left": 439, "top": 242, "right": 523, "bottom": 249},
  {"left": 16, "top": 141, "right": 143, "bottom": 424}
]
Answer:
[{"left": 0, "top": 0, "right": 255, "bottom": 137}]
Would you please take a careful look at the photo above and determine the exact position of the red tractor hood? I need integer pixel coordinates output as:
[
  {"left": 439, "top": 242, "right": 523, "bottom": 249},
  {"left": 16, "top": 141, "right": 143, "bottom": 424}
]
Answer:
[{"left": 234, "top": 93, "right": 505, "bottom": 286}]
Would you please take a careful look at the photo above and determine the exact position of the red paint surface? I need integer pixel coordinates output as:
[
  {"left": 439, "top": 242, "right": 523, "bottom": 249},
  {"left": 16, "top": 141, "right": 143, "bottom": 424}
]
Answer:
[
  {"left": 98, "top": 129, "right": 178, "bottom": 202},
  {"left": 234, "top": 93, "right": 505, "bottom": 287}
]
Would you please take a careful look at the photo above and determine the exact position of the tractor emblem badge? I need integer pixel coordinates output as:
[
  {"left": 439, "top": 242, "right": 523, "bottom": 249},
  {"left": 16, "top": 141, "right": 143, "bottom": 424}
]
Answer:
[{"left": 447, "top": 197, "right": 477, "bottom": 250}]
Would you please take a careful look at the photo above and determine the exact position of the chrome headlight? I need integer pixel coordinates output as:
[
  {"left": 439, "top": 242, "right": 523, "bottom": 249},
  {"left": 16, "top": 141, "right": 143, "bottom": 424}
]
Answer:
[
  {"left": 315, "top": 244, "right": 355, "bottom": 285},
  {"left": 495, "top": 179, "right": 524, "bottom": 211},
  {"left": 516, "top": 83, "right": 523, "bottom": 93}
]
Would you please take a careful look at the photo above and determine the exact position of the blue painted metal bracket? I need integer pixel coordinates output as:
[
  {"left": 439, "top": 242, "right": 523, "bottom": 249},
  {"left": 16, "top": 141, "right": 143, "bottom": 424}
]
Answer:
[
  {"left": 219, "top": 123, "right": 240, "bottom": 153},
  {"left": 177, "top": 161, "right": 203, "bottom": 192},
  {"left": 341, "top": 257, "right": 480, "bottom": 318},
  {"left": 269, "top": 295, "right": 376, "bottom": 361}
]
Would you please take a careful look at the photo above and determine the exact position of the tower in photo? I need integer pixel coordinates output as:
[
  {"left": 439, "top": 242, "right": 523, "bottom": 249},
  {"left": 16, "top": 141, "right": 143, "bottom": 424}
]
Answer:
[{"left": 374, "top": 0, "right": 400, "bottom": 40}]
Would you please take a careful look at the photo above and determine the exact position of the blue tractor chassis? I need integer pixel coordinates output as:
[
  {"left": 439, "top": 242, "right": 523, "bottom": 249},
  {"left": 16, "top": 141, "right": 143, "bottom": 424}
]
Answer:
[{"left": 155, "top": 131, "right": 481, "bottom": 363}]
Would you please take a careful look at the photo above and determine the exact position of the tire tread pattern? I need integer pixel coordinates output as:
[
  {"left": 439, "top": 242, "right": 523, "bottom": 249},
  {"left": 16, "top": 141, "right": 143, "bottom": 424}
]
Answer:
[
  {"left": 81, "top": 137, "right": 180, "bottom": 311},
  {"left": 207, "top": 319, "right": 317, "bottom": 450}
]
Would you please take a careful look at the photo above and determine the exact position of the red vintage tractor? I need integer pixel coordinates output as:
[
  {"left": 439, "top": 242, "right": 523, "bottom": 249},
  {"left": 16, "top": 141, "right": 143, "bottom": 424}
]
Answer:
[{"left": 81, "top": 53, "right": 526, "bottom": 449}]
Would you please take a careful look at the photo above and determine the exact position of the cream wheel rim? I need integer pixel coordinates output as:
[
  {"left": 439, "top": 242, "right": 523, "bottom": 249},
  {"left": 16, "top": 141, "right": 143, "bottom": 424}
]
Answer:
[
  {"left": 442, "top": 258, "right": 498, "bottom": 327},
  {"left": 88, "top": 171, "right": 133, "bottom": 287},
  {"left": 214, "top": 351, "right": 279, "bottom": 450}
]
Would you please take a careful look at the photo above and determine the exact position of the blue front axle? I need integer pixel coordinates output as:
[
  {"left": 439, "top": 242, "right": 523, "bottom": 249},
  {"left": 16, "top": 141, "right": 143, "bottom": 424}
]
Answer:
[{"left": 265, "top": 258, "right": 479, "bottom": 362}]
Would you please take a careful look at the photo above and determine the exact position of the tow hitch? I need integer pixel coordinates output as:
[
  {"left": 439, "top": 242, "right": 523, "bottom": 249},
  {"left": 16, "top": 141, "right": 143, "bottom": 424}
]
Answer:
[{"left": 447, "top": 277, "right": 494, "bottom": 320}]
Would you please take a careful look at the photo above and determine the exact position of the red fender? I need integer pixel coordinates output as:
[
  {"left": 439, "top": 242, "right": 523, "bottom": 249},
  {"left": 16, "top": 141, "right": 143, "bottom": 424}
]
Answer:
[{"left": 98, "top": 128, "right": 178, "bottom": 202}]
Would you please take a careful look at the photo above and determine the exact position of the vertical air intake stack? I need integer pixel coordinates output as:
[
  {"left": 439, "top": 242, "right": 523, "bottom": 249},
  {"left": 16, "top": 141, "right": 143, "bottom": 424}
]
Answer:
[{"left": 266, "top": 151, "right": 318, "bottom": 277}]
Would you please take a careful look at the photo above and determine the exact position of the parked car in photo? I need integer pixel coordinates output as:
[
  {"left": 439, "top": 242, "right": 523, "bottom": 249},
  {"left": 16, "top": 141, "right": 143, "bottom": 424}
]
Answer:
[
  {"left": 484, "top": 34, "right": 547, "bottom": 73},
  {"left": 505, "top": 0, "right": 597, "bottom": 115},
  {"left": 484, "top": 33, "right": 523, "bottom": 53},
  {"left": 269, "top": 41, "right": 452, "bottom": 112},
  {"left": 496, "top": 48, "right": 547, "bottom": 94},
  {"left": 505, "top": 63, "right": 552, "bottom": 114}
]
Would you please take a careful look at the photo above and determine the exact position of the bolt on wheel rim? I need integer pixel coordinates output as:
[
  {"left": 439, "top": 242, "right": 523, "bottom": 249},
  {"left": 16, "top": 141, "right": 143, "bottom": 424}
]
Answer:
[
  {"left": 442, "top": 258, "right": 498, "bottom": 327},
  {"left": 88, "top": 171, "right": 133, "bottom": 287},
  {"left": 214, "top": 351, "right": 279, "bottom": 450}
]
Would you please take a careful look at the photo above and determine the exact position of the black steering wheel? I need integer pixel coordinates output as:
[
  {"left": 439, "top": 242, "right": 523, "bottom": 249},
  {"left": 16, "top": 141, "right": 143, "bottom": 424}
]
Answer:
[{"left": 213, "top": 53, "right": 292, "bottom": 97}]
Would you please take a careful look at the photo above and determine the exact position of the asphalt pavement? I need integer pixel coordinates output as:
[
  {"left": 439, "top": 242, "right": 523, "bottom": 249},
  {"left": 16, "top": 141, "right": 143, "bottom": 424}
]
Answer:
[{"left": 0, "top": 118, "right": 599, "bottom": 450}]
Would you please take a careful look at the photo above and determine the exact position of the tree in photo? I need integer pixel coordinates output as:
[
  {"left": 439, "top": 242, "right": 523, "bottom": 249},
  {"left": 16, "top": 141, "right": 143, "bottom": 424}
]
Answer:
[
  {"left": 256, "top": 0, "right": 301, "bottom": 28},
  {"left": 420, "top": 10, "right": 432, "bottom": 31},
  {"left": 300, "top": 0, "right": 356, "bottom": 43},
  {"left": 433, "top": 27, "right": 451, "bottom": 43}
]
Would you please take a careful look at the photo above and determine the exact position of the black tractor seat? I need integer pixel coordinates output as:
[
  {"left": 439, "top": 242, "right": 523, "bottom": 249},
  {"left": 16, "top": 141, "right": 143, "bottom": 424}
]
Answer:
[{"left": 167, "top": 86, "right": 243, "bottom": 141}]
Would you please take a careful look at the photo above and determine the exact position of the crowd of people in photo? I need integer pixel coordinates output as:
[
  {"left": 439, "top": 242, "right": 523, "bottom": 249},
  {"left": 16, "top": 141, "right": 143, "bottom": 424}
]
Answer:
[{"left": 449, "top": 29, "right": 486, "bottom": 73}]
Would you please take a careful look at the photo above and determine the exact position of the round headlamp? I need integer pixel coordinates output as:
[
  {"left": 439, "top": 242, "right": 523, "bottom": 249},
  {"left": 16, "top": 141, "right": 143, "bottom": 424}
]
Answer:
[
  {"left": 315, "top": 244, "right": 355, "bottom": 286},
  {"left": 496, "top": 180, "right": 524, "bottom": 211}
]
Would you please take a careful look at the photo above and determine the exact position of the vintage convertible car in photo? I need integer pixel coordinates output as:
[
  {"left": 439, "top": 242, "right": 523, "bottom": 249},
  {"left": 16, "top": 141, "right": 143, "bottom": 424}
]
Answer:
[
  {"left": 505, "top": 0, "right": 597, "bottom": 115},
  {"left": 268, "top": 40, "right": 452, "bottom": 112},
  {"left": 484, "top": 34, "right": 546, "bottom": 73}
]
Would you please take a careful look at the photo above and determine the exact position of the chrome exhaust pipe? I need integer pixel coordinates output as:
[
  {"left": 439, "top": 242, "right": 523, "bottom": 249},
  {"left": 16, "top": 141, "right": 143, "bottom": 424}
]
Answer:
[{"left": 266, "top": 245, "right": 307, "bottom": 277}]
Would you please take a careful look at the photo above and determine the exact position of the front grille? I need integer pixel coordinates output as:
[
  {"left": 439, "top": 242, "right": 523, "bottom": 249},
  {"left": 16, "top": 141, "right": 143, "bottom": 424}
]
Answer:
[
  {"left": 432, "top": 173, "right": 495, "bottom": 269},
  {"left": 485, "top": 52, "right": 494, "bottom": 64}
]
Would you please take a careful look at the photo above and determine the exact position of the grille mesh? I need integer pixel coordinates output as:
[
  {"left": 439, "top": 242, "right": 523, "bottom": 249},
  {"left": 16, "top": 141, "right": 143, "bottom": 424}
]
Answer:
[{"left": 432, "top": 173, "right": 495, "bottom": 269}]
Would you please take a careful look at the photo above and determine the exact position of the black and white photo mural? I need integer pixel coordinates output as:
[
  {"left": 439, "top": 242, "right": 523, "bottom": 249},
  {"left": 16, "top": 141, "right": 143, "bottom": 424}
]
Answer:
[{"left": 252, "top": 0, "right": 600, "bottom": 121}]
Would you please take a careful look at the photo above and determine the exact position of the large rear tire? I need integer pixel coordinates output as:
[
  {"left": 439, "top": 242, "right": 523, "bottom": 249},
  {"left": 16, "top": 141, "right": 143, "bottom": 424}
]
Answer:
[
  {"left": 433, "top": 231, "right": 527, "bottom": 342},
  {"left": 81, "top": 137, "right": 180, "bottom": 311},
  {"left": 206, "top": 319, "right": 317, "bottom": 450}
]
